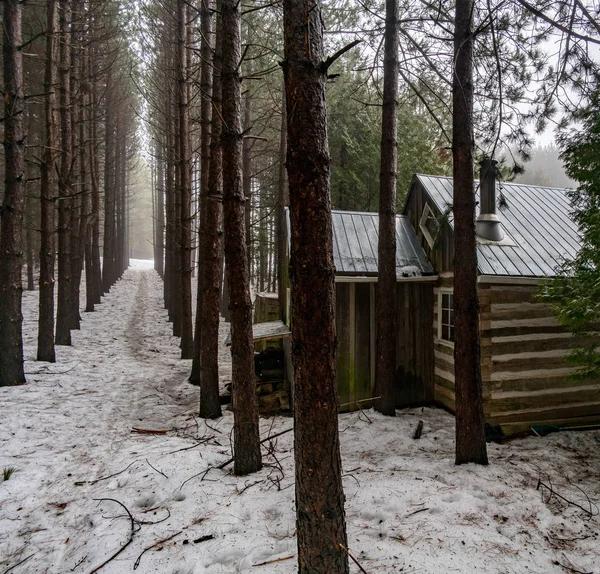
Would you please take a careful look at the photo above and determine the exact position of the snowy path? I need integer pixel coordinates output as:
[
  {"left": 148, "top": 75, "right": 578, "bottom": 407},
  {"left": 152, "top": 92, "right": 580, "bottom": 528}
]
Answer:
[{"left": 2, "top": 261, "right": 600, "bottom": 574}]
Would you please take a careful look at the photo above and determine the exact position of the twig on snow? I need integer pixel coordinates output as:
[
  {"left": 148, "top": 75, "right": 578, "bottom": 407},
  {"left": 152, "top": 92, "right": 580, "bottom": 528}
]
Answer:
[
  {"left": 338, "top": 543, "right": 368, "bottom": 574},
  {"left": 133, "top": 531, "right": 182, "bottom": 570},
  {"left": 166, "top": 437, "right": 214, "bottom": 455},
  {"left": 252, "top": 554, "right": 295, "bottom": 567},
  {"left": 89, "top": 498, "right": 138, "bottom": 573},
  {"left": 136, "top": 509, "right": 171, "bottom": 525},
  {"left": 145, "top": 458, "right": 168, "bottom": 479},
  {"left": 193, "top": 427, "right": 294, "bottom": 484},
  {"left": 3, "top": 553, "right": 36, "bottom": 574},
  {"left": 88, "top": 462, "right": 136, "bottom": 485},
  {"left": 552, "top": 553, "right": 593, "bottom": 574},
  {"left": 537, "top": 478, "right": 598, "bottom": 517}
]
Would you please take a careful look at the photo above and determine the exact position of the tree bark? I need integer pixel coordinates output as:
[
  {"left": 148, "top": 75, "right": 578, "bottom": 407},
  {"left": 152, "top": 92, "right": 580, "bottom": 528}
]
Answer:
[
  {"left": 89, "top": 51, "right": 102, "bottom": 306},
  {"left": 178, "top": 0, "right": 194, "bottom": 359},
  {"left": 155, "top": 138, "right": 165, "bottom": 278},
  {"left": 243, "top": 75, "right": 252, "bottom": 273},
  {"left": 55, "top": 0, "right": 73, "bottom": 346},
  {"left": 221, "top": 0, "right": 262, "bottom": 475},
  {"left": 193, "top": 0, "right": 223, "bottom": 420},
  {"left": 190, "top": 0, "right": 213, "bottom": 385},
  {"left": 282, "top": 0, "right": 349, "bottom": 569},
  {"left": 102, "top": 68, "right": 116, "bottom": 294},
  {"left": 38, "top": 0, "right": 59, "bottom": 363},
  {"left": 453, "top": 0, "right": 488, "bottom": 466},
  {"left": 277, "top": 87, "right": 289, "bottom": 322},
  {"left": 375, "top": 0, "right": 400, "bottom": 417},
  {"left": 0, "top": 0, "right": 27, "bottom": 385}
]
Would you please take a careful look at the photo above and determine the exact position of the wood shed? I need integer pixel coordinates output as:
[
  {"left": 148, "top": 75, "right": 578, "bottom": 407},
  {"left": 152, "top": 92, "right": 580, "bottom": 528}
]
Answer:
[
  {"left": 405, "top": 165, "right": 600, "bottom": 434},
  {"left": 326, "top": 210, "right": 437, "bottom": 410}
]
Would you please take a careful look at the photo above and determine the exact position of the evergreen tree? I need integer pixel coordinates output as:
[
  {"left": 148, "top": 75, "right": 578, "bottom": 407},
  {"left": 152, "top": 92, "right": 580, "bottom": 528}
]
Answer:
[{"left": 540, "top": 86, "right": 600, "bottom": 377}]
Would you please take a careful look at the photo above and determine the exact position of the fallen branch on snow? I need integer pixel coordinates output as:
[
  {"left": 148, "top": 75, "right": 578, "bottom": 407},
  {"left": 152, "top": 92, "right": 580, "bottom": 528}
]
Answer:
[
  {"left": 89, "top": 498, "right": 138, "bottom": 573},
  {"left": 537, "top": 478, "right": 598, "bottom": 517}
]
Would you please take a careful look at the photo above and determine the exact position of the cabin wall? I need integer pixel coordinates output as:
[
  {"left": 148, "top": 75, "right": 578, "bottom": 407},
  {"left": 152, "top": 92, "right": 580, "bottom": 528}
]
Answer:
[
  {"left": 335, "top": 281, "right": 434, "bottom": 411},
  {"left": 431, "top": 278, "right": 600, "bottom": 433},
  {"left": 480, "top": 283, "right": 600, "bottom": 432},
  {"left": 404, "top": 182, "right": 453, "bottom": 273},
  {"left": 396, "top": 282, "right": 435, "bottom": 406},
  {"left": 432, "top": 276, "right": 456, "bottom": 411},
  {"left": 336, "top": 282, "right": 374, "bottom": 410}
]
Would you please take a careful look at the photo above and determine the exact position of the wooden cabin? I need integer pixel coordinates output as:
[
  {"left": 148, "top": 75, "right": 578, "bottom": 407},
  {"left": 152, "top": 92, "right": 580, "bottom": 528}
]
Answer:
[
  {"left": 404, "top": 162, "right": 600, "bottom": 435},
  {"left": 281, "top": 165, "right": 600, "bottom": 434}
]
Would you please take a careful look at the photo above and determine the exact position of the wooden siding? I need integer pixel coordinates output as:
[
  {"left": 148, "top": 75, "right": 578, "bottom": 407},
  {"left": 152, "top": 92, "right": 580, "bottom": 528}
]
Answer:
[
  {"left": 395, "top": 282, "right": 435, "bottom": 406},
  {"left": 480, "top": 283, "right": 600, "bottom": 430},
  {"left": 432, "top": 279, "right": 600, "bottom": 433},
  {"left": 335, "top": 281, "right": 434, "bottom": 411},
  {"left": 336, "top": 282, "right": 373, "bottom": 410}
]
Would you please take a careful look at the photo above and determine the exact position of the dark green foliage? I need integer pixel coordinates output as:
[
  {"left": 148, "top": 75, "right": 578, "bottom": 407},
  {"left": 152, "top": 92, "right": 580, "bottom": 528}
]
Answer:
[
  {"left": 540, "top": 87, "right": 600, "bottom": 377},
  {"left": 328, "top": 65, "right": 451, "bottom": 212}
]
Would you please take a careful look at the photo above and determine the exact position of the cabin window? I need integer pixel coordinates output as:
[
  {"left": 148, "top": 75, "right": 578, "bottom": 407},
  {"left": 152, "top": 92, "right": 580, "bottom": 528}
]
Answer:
[
  {"left": 439, "top": 291, "right": 454, "bottom": 343},
  {"left": 419, "top": 203, "right": 439, "bottom": 248}
]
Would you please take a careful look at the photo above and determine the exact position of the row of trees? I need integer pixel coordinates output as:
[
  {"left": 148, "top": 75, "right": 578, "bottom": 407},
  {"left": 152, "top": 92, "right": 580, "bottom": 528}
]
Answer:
[
  {"left": 3, "top": 0, "right": 600, "bottom": 569},
  {"left": 0, "top": 0, "right": 138, "bottom": 385}
]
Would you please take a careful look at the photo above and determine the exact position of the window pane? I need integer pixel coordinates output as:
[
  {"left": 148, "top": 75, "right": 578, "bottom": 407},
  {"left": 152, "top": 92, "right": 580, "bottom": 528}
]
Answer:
[{"left": 442, "top": 309, "right": 449, "bottom": 325}]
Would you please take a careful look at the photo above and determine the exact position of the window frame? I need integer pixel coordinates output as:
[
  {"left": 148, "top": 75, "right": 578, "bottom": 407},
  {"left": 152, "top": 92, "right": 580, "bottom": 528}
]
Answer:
[
  {"left": 437, "top": 288, "right": 454, "bottom": 346},
  {"left": 419, "top": 203, "right": 439, "bottom": 249}
]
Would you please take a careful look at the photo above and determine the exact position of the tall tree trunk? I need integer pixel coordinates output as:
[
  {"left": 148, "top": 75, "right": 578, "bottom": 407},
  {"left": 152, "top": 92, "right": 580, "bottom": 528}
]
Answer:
[
  {"left": 56, "top": 0, "right": 73, "bottom": 346},
  {"left": 156, "top": 139, "right": 165, "bottom": 278},
  {"left": 164, "top": 89, "right": 176, "bottom": 315},
  {"left": 277, "top": 87, "right": 289, "bottom": 322},
  {"left": 197, "top": 0, "right": 222, "bottom": 418},
  {"left": 221, "top": 0, "right": 262, "bottom": 475},
  {"left": 453, "top": 0, "right": 488, "bottom": 466},
  {"left": 38, "top": 0, "right": 59, "bottom": 363},
  {"left": 243, "top": 79, "right": 252, "bottom": 272},
  {"left": 282, "top": 0, "right": 349, "bottom": 569},
  {"left": 69, "top": 2, "right": 82, "bottom": 329},
  {"left": 0, "top": 0, "right": 27, "bottom": 385},
  {"left": 178, "top": 0, "right": 194, "bottom": 358},
  {"left": 79, "top": 41, "right": 91, "bottom": 314},
  {"left": 172, "top": 83, "right": 183, "bottom": 337},
  {"left": 375, "top": 0, "right": 399, "bottom": 417},
  {"left": 25, "top": 201, "right": 35, "bottom": 292},
  {"left": 89, "top": 52, "right": 102, "bottom": 305},
  {"left": 191, "top": 0, "right": 214, "bottom": 376},
  {"left": 102, "top": 71, "right": 116, "bottom": 293}
]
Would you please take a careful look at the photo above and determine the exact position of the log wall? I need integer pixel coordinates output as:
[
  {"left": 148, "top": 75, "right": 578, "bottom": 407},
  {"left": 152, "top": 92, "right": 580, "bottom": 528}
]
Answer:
[
  {"left": 480, "top": 283, "right": 600, "bottom": 432},
  {"left": 432, "top": 279, "right": 600, "bottom": 433}
]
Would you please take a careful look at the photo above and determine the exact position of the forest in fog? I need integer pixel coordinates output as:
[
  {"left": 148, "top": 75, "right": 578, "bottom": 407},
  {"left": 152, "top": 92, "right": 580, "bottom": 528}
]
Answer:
[{"left": 2, "top": 0, "right": 600, "bottom": 572}]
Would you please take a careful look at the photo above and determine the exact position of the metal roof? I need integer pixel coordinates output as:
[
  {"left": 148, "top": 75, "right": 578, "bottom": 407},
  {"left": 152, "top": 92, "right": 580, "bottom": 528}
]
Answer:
[
  {"left": 331, "top": 210, "right": 435, "bottom": 278},
  {"left": 414, "top": 174, "right": 580, "bottom": 278}
]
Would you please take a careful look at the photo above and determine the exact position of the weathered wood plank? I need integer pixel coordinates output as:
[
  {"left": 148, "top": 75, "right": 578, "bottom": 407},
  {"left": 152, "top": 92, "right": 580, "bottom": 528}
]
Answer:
[
  {"left": 488, "top": 386, "right": 600, "bottom": 414},
  {"left": 481, "top": 325, "right": 567, "bottom": 339},
  {"left": 335, "top": 283, "right": 352, "bottom": 409},
  {"left": 488, "top": 374, "right": 600, "bottom": 394},
  {"left": 488, "top": 402, "right": 600, "bottom": 425},
  {"left": 355, "top": 282, "right": 372, "bottom": 403}
]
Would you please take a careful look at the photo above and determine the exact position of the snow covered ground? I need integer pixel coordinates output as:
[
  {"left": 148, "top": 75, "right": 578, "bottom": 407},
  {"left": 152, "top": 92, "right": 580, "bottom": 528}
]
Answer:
[{"left": 1, "top": 260, "right": 599, "bottom": 573}]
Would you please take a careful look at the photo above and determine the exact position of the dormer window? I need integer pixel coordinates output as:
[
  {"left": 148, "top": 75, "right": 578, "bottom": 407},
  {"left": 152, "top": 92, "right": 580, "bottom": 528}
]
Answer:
[{"left": 419, "top": 203, "right": 439, "bottom": 248}]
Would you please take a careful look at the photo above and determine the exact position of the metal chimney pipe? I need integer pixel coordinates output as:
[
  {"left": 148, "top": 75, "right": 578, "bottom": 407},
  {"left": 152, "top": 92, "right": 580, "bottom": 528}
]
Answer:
[{"left": 476, "top": 158, "right": 504, "bottom": 242}]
